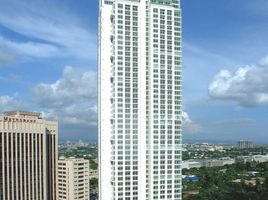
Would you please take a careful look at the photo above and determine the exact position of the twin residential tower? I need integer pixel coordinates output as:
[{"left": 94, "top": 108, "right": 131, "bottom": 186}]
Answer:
[{"left": 98, "top": 0, "right": 182, "bottom": 199}]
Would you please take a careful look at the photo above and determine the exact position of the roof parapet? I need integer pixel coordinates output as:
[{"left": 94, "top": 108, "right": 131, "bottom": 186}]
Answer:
[{"left": 3, "top": 111, "right": 42, "bottom": 118}]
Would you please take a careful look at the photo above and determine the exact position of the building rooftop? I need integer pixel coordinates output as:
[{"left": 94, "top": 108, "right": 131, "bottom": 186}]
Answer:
[
  {"left": 3, "top": 111, "right": 42, "bottom": 118},
  {"left": 151, "top": 0, "right": 180, "bottom": 6}
]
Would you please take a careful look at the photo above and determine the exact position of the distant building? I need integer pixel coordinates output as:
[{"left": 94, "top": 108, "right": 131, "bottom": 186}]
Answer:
[
  {"left": 235, "top": 155, "right": 268, "bottom": 164},
  {"left": 183, "top": 143, "right": 225, "bottom": 152},
  {"left": 182, "top": 157, "right": 235, "bottom": 169},
  {"left": 201, "top": 159, "right": 224, "bottom": 167},
  {"left": 0, "top": 111, "right": 58, "bottom": 200},
  {"left": 252, "top": 155, "right": 268, "bottom": 163},
  {"left": 237, "top": 140, "right": 254, "bottom": 149},
  {"left": 89, "top": 169, "right": 98, "bottom": 179},
  {"left": 182, "top": 161, "right": 202, "bottom": 169},
  {"left": 214, "top": 146, "right": 224, "bottom": 151},
  {"left": 220, "top": 157, "right": 236, "bottom": 165},
  {"left": 58, "top": 157, "right": 90, "bottom": 200}
]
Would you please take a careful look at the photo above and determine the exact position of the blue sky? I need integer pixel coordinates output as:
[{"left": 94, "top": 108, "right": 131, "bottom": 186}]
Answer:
[{"left": 0, "top": 0, "right": 268, "bottom": 143}]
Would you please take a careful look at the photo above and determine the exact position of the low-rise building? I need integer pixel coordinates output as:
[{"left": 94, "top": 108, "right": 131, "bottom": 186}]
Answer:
[
  {"left": 89, "top": 169, "right": 98, "bottom": 179},
  {"left": 235, "top": 155, "right": 268, "bottom": 164},
  {"left": 182, "top": 157, "right": 235, "bottom": 169},
  {"left": 58, "top": 157, "right": 90, "bottom": 200},
  {"left": 182, "top": 161, "right": 202, "bottom": 169},
  {"left": 220, "top": 157, "right": 235, "bottom": 165},
  {"left": 252, "top": 155, "right": 268, "bottom": 163}
]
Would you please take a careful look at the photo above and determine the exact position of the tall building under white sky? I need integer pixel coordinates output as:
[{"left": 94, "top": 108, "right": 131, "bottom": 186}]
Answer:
[
  {"left": 98, "top": 0, "right": 182, "bottom": 199},
  {"left": 0, "top": 111, "right": 58, "bottom": 200}
]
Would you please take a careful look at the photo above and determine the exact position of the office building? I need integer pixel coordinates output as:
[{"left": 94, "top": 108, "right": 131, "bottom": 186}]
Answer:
[
  {"left": 58, "top": 157, "right": 90, "bottom": 200},
  {"left": 0, "top": 111, "right": 58, "bottom": 200},
  {"left": 98, "top": 0, "right": 182, "bottom": 199}
]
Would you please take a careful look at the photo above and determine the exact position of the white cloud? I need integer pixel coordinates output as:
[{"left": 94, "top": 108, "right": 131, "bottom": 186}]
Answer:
[
  {"left": 0, "top": 95, "right": 21, "bottom": 112},
  {"left": 33, "top": 66, "right": 97, "bottom": 127},
  {"left": 0, "top": 96, "right": 14, "bottom": 106},
  {"left": 182, "top": 41, "right": 237, "bottom": 103},
  {"left": 182, "top": 111, "right": 202, "bottom": 133},
  {"left": 41, "top": 104, "right": 97, "bottom": 127},
  {"left": 0, "top": 35, "right": 59, "bottom": 59},
  {"left": 63, "top": 105, "right": 97, "bottom": 126},
  {"left": 33, "top": 66, "right": 97, "bottom": 108},
  {"left": 209, "top": 56, "right": 268, "bottom": 106},
  {"left": 0, "top": 0, "right": 96, "bottom": 61}
]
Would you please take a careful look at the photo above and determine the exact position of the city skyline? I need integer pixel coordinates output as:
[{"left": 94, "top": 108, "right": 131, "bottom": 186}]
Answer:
[{"left": 1, "top": 0, "right": 268, "bottom": 142}]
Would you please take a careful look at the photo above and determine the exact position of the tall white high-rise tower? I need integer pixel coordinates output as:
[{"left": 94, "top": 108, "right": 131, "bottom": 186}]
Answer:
[{"left": 98, "top": 0, "right": 182, "bottom": 199}]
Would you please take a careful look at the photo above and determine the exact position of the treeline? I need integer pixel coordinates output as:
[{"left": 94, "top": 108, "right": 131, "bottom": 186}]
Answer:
[{"left": 183, "top": 162, "right": 268, "bottom": 200}]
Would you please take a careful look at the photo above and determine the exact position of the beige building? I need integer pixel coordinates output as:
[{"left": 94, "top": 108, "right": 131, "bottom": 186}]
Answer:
[
  {"left": 89, "top": 169, "right": 98, "bottom": 179},
  {"left": 58, "top": 157, "right": 90, "bottom": 200},
  {"left": 0, "top": 111, "right": 58, "bottom": 200}
]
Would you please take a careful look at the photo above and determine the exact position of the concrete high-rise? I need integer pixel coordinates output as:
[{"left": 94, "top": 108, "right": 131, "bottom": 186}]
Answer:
[
  {"left": 0, "top": 111, "right": 58, "bottom": 200},
  {"left": 98, "top": 0, "right": 182, "bottom": 199},
  {"left": 237, "top": 140, "right": 254, "bottom": 149},
  {"left": 58, "top": 157, "right": 90, "bottom": 200}
]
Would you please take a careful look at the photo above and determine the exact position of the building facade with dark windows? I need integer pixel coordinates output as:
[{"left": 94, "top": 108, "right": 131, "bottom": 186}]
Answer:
[{"left": 0, "top": 111, "right": 58, "bottom": 200}]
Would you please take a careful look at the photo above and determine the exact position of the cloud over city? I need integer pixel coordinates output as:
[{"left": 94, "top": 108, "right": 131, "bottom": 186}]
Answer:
[
  {"left": 182, "top": 111, "right": 202, "bottom": 133},
  {"left": 33, "top": 66, "right": 97, "bottom": 127},
  {"left": 0, "top": 95, "right": 21, "bottom": 112},
  {"left": 209, "top": 56, "right": 268, "bottom": 107}
]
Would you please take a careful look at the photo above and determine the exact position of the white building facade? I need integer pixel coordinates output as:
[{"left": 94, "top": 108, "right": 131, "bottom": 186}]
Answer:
[
  {"left": 0, "top": 111, "right": 58, "bottom": 200},
  {"left": 58, "top": 157, "right": 90, "bottom": 200},
  {"left": 98, "top": 0, "right": 182, "bottom": 199}
]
